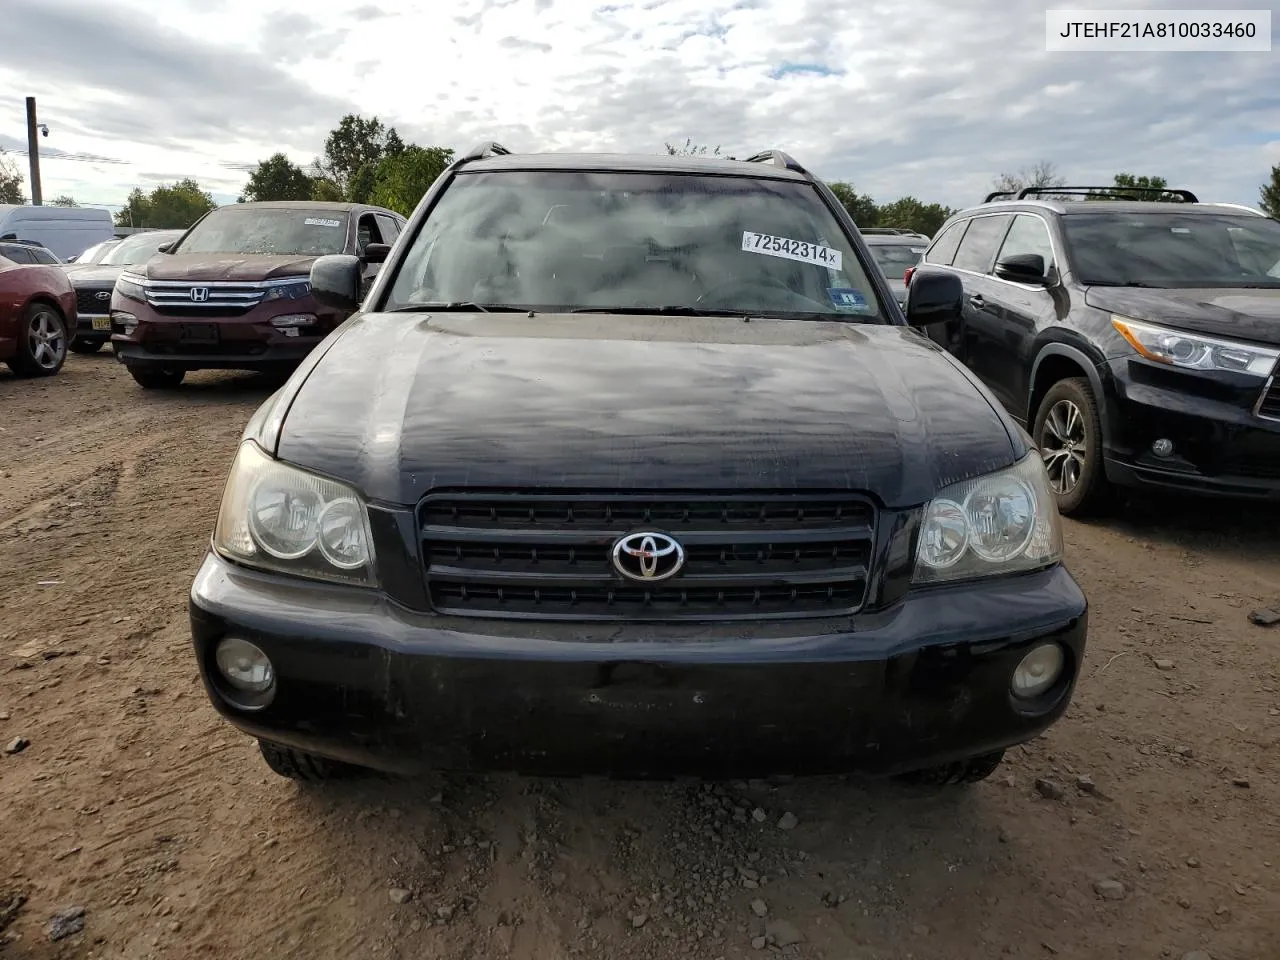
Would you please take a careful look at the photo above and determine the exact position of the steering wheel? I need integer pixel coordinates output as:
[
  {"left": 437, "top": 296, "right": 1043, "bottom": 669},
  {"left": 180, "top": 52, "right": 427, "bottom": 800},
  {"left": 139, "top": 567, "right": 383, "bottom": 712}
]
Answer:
[{"left": 695, "top": 274, "right": 797, "bottom": 307}]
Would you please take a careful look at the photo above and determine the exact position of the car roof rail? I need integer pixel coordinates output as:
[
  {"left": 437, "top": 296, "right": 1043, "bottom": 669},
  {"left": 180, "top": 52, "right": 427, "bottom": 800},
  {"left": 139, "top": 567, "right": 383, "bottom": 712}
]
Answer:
[
  {"left": 0, "top": 237, "right": 48, "bottom": 247},
  {"left": 983, "top": 190, "right": 1017, "bottom": 203},
  {"left": 861, "top": 227, "right": 926, "bottom": 236},
  {"left": 459, "top": 141, "right": 513, "bottom": 163},
  {"left": 741, "top": 150, "right": 809, "bottom": 175},
  {"left": 1016, "top": 185, "right": 1199, "bottom": 202},
  {"left": 1211, "top": 202, "right": 1268, "bottom": 216}
]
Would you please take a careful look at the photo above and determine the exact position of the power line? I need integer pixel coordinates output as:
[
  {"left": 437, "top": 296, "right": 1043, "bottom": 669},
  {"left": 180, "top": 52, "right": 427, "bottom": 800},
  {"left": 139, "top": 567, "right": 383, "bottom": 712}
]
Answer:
[{"left": 4, "top": 149, "right": 129, "bottom": 165}]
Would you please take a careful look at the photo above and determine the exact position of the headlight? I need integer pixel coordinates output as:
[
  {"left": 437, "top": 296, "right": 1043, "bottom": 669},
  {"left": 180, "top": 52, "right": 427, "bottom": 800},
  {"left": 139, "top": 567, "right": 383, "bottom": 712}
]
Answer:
[
  {"left": 264, "top": 279, "right": 312, "bottom": 302},
  {"left": 1112, "top": 315, "right": 1279, "bottom": 377},
  {"left": 116, "top": 273, "right": 146, "bottom": 301},
  {"left": 913, "top": 451, "right": 1063, "bottom": 584},
  {"left": 212, "top": 440, "right": 376, "bottom": 585}
]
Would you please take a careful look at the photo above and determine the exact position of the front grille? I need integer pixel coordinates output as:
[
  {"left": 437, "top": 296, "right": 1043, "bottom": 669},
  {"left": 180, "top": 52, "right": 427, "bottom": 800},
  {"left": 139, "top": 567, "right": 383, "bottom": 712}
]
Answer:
[
  {"left": 419, "top": 492, "right": 877, "bottom": 622},
  {"left": 75, "top": 286, "right": 112, "bottom": 315},
  {"left": 1257, "top": 372, "right": 1280, "bottom": 422},
  {"left": 142, "top": 280, "right": 266, "bottom": 315}
]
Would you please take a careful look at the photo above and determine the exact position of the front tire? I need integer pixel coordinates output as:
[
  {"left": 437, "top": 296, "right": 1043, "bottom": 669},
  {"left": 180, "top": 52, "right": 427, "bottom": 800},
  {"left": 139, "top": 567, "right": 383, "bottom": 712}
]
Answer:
[
  {"left": 70, "top": 338, "right": 105, "bottom": 355},
  {"left": 6, "top": 302, "right": 68, "bottom": 377},
  {"left": 126, "top": 363, "right": 186, "bottom": 389},
  {"left": 1032, "top": 377, "right": 1110, "bottom": 517},
  {"left": 898, "top": 750, "right": 1005, "bottom": 787},
  {"left": 258, "top": 739, "right": 364, "bottom": 781}
]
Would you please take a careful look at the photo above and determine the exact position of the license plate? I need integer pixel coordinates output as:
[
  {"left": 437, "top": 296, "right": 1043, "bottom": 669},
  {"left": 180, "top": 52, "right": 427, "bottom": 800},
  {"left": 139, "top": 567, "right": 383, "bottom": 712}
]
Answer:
[
  {"left": 178, "top": 323, "right": 219, "bottom": 343},
  {"left": 91, "top": 317, "right": 112, "bottom": 331}
]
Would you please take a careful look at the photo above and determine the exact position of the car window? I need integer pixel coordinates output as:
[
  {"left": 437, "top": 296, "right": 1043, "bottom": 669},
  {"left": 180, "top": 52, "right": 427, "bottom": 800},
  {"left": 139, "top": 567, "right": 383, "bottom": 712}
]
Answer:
[
  {"left": 357, "top": 214, "right": 385, "bottom": 255},
  {"left": 28, "top": 245, "right": 60, "bottom": 264},
  {"left": 952, "top": 215, "right": 1012, "bottom": 273},
  {"left": 173, "top": 208, "right": 351, "bottom": 257},
  {"left": 386, "top": 170, "right": 888, "bottom": 321},
  {"left": 100, "top": 232, "right": 180, "bottom": 265},
  {"left": 0, "top": 245, "right": 32, "bottom": 263},
  {"left": 75, "top": 240, "right": 118, "bottom": 264},
  {"left": 1062, "top": 213, "right": 1280, "bottom": 288},
  {"left": 996, "top": 214, "right": 1056, "bottom": 273},
  {"left": 868, "top": 242, "right": 926, "bottom": 278},
  {"left": 375, "top": 214, "right": 400, "bottom": 243},
  {"left": 924, "top": 220, "right": 967, "bottom": 266}
]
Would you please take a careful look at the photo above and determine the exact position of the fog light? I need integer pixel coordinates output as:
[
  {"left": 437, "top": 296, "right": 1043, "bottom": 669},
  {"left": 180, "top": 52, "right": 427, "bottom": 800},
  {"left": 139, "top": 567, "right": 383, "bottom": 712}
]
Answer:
[
  {"left": 112, "top": 310, "right": 138, "bottom": 335},
  {"left": 1152, "top": 438, "right": 1174, "bottom": 457},
  {"left": 1011, "top": 643, "right": 1064, "bottom": 699},
  {"left": 215, "top": 637, "right": 274, "bottom": 693}
]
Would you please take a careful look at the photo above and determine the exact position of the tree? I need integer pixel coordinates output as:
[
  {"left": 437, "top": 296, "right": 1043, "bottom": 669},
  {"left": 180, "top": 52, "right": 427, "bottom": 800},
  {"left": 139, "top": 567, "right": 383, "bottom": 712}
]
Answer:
[
  {"left": 240, "top": 153, "right": 313, "bottom": 203},
  {"left": 1262, "top": 164, "right": 1280, "bottom": 219},
  {"left": 1087, "top": 173, "right": 1178, "bottom": 202},
  {"left": 50, "top": 195, "right": 78, "bottom": 207},
  {"left": 370, "top": 145, "right": 455, "bottom": 216},
  {"left": 991, "top": 160, "right": 1066, "bottom": 199},
  {"left": 317, "top": 114, "right": 402, "bottom": 198},
  {"left": 114, "top": 179, "right": 216, "bottom": 228},
  {"left": 0, "top": 150, "right": 24, "bottom": 204},
  {"left": 826, "top": 182, "right": 878, "bottom": 227},
  {"left": 310, "top": 177, "right": 344, "bottom": 202},
  {"left": 874, "top": 197, "right": 955, "bottom": 237},
  {"left": 665, "top": 138, "right": 734, "bottom": 160}
]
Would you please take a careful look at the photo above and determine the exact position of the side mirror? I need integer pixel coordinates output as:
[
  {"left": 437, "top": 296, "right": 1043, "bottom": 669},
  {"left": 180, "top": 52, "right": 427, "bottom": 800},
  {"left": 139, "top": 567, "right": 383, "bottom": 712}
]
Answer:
[
  {"left": 311, "top": 254, "right": 363, "bottom": 312},
  {"left": 994, "top": 253, "right": 1047, "bottom": 284},
  {"left": 362, "top": 242, "right": 391, "bottom": 264},
  {"left": 905, "top": 269, "right": 964, "bottom": 327},
  {"left": 157, "top": 242, "right": 174, "bottom": 254}
]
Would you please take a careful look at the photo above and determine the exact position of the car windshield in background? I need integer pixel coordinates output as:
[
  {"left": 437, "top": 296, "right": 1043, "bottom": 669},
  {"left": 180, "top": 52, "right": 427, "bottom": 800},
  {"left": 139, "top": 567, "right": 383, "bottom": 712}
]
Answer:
[
  {"left": 869, "top": 242, "right": 926, "bottom": 276},
  {"left": 76, "top": 240, "right": 118, "bottom": 264},
  {"left": 100, "top": 232, "right": 180, "bottom": 265},
  {"left": 172, "top": 209, "right": 350, "bottom": 257},
  {"left": 1063, "top": 212, "right": 1280, "bottom": 288},
  {"left": 386, "top": 170, "right": 885, "bottom": 321}
]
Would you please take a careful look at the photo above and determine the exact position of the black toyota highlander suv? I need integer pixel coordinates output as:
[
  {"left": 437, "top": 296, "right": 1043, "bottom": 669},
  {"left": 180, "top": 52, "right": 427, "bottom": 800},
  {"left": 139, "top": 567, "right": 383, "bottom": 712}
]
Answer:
[
  {"left": 911, "top": 187, "right": 1280, "bottom": 515},
  {"left": 189, "top": 145, "right": 1088, "bottom": 785}
]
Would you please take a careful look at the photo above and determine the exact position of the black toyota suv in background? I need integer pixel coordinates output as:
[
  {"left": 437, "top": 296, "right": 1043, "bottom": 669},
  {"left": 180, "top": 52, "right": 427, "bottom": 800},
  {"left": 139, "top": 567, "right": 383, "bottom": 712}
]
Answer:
[
  {"left": 189, "top": 145, "right": 1087, "bottom": 787},
  {"left": 911, "top": 187, "right": 1280, "bottom": 514}
]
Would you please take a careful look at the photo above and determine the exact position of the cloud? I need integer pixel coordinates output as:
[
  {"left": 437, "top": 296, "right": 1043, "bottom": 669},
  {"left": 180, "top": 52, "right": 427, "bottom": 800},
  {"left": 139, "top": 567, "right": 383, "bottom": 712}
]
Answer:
[{"left": 0, "top": 0, "right": 1275, "bottom": 210}]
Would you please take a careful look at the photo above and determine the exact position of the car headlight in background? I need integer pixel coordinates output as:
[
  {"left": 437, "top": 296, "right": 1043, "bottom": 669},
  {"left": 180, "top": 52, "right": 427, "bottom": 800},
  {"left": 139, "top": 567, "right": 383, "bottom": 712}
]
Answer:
[
  {"left": 913, "top": 451, "right": 1063, "bottom": 584},
  {"left": 212, "top": 440, "right": 376, "bottom": 585},
  {"left": 1112, "top": 315, "right": 1279, "bottom": 377},
  {"left": 263, "top": 279, "right": 312, "bottom": 302},
  {"left": 116, "top": 273, "right": 146, "bottom": 301}
]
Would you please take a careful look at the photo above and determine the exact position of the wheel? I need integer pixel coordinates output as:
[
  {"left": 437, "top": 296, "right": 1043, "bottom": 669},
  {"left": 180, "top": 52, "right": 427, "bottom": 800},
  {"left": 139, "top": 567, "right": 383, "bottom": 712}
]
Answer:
[
  {"left": 6, "top": 302, "right": 68, "bottom": 377},
  {"left": 70, "top": 338, "right": 105, "bottom": 354},
  {"left": 126, "top": 363, "right": 186, "bottom": 389},
  {"left": 1032, "top": 377, "right": 1111, "bottom": 517},
  {"left": 897, "top": 750, "right": 1005, "bottom": 787},
  {"left": 257, "top": 739, "right": 364, "bottom": 781}
]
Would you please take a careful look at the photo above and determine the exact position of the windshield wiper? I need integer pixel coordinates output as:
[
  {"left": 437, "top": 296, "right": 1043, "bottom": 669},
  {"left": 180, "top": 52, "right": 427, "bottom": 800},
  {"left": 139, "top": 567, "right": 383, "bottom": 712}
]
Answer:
[
  {"left": 571, "top": 306, "right": 753, "bottom": 317},
  {"left": 388, "top": 301, "right": 529, "bottom": 313}
]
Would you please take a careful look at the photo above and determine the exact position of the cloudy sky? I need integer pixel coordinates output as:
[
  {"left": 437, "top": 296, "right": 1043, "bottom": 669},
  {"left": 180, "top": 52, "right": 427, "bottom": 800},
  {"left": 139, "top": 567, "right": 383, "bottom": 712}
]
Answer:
[{"left": 1, "top": 0, "right": 1276, "bottom": 214}]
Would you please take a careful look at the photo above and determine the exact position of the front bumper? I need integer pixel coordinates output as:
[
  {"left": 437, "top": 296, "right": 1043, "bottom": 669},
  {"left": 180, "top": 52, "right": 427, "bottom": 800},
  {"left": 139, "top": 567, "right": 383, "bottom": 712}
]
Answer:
[
  {"left": 190, "top": 552, "right": 1088, "bottom": 778},
  {"left": 1101, "top": 357, "right": 1280, "bottom": 498}
]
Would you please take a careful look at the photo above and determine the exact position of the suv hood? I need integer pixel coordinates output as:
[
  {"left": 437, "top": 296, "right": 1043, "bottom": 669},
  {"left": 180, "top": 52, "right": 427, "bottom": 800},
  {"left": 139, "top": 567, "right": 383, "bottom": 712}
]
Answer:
[
  {"left": 63, "top": 263, "right": 124, "bottom": 285},
  {"left": 141, "top": 252, "right": 317, "bottom": 282},
  {"left": 275, "top": 313, "right": 1021, "bottom": 508},
  {"left": 1085, "top": 286, "right": 1280, "bottom": 347}
]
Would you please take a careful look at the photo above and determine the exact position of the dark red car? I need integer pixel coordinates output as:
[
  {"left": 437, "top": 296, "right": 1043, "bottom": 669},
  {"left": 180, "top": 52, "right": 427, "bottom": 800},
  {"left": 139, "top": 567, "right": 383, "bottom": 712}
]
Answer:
[{"left": 0, "top": 253, "right": 77, "bottom": 377}]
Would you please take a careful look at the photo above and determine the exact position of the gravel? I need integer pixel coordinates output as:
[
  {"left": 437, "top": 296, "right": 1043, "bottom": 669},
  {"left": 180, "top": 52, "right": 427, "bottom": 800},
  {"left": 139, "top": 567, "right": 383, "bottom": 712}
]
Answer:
[
  {"left": 765, "top": 918, "right": 804, "bottom": 947},
  {"left": 776, "top": 812, "right": 798, "bottom": 831},
  {"left": 750, "top": 898, "right": 768, "bottom": 918},
  {"left": 46, "top": 906, "right": 86, "bottom": 942},
  {"left": 1093, "top": 880, "right": 1126, "bottom": 901},
  {"left": 1035, "top": 778, "right": 1065, "bottom": 801}
]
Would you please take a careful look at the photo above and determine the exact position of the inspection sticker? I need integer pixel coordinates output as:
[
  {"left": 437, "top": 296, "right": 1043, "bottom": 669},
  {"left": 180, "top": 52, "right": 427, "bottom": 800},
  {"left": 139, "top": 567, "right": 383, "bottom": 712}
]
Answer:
[
  {"left": 742, "top": 231, "right": 842, "bottom": 270},
  {"left": 828, "top": 287, "right": 873, "bottom": 313},
  {"left": 305, "top": 217, "right": 342, "bottom": 227}
]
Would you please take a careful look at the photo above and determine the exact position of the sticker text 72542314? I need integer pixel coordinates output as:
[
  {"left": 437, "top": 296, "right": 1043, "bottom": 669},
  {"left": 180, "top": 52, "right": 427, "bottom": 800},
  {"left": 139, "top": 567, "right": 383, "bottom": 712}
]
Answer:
[{"left": 742, "top": 231, "right": 842, "bottom": 270}]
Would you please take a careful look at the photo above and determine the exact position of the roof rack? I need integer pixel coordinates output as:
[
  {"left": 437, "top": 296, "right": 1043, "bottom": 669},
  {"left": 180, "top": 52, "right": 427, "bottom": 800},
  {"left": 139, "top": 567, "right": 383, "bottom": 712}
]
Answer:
[
  {"left": 984, "top": 186, "right": 1199, "bottom": 203},
  {"left": 742, "top": 150, "right": 808, "bottom": 174},
  {"left": 861, "top": 227, "right": 927, "bottom": 236},
  {"left": 459, "top": 141, "right": 512, "bottom": 162},
  {"left": 983, "top": 190, "right": 1017, "bottom": 203}
]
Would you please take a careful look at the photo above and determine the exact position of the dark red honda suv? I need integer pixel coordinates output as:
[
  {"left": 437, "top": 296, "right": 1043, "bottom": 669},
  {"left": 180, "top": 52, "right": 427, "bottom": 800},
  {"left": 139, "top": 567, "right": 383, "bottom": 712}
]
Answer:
[{"left": 109, "top": 201, "right": 405, "bottom": 388}]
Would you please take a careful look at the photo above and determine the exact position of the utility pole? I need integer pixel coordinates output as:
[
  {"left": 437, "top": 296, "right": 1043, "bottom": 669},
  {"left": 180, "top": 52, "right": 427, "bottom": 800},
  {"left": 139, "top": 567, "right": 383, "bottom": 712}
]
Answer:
[{"left": 25, "top": 97, "right": 42, "bottom": 205}]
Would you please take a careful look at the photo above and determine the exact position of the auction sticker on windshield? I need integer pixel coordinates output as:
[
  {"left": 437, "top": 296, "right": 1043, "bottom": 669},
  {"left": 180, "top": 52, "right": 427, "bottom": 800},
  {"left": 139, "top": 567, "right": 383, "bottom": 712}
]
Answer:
[
  {"left": 305, "top": 218, "right": 342, "bottom": 227},
  {"left": 742, "top": 231, "right": 842, "bottom": 270}
]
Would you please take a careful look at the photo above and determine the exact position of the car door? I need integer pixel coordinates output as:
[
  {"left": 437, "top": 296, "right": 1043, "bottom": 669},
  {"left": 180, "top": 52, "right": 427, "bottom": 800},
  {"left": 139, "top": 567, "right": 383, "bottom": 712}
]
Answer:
[
  {"left": 947, "top": 214, "right": 1013, "bottom": 399},
  {"left": 981, "top": 213, "right": 1061, "bottom": 409}
]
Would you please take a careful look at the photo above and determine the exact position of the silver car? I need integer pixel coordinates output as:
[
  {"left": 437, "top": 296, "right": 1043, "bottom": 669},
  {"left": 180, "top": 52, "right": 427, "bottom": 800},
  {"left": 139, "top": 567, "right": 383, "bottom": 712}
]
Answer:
[{"left": 862, "top": 231, "right": 930, "bottom": 309}]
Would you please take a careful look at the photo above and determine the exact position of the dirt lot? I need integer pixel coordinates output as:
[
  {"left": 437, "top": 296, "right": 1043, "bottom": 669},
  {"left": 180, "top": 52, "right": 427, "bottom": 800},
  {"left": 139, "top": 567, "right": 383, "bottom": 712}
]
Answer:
[{"left": 1, "top": 353, "right": 1278, "bottom": 960}]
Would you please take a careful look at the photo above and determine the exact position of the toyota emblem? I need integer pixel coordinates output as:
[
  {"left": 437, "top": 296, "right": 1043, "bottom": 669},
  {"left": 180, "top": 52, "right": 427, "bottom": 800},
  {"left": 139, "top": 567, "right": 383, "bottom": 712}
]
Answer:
[
  {"left": 611, "top": 532, "right": 685, "bottom": 582},
  {"left": 189, "top": 286, "right": 210, "bottom": 302}
]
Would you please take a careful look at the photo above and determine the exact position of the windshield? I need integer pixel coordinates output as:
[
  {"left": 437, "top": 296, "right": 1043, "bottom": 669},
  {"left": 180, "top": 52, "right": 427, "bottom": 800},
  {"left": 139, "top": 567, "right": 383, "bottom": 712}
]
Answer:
[
  {"left": 172, "top": 208, "right": 350, "bottom": 257},
  {"left": 100, "top": 232, "right": 182, "bottom": 265},
  {"left": 76, "top": 240, "right": 118, "bottom": 264},
  {"left": 385, "top": 170, "right": 886, "bottom": 321},
  {"left": 1063, "top": 212, "right": 1280, "bottom": 288},
  {"left": 868, "top": 242, "right": 926, "bottom": 278}
]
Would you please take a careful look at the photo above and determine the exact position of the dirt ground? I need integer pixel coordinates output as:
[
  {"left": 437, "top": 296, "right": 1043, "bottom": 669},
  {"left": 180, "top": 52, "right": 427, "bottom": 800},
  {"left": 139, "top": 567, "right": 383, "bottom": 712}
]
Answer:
[{"left": 1, "top": 353, "right": 1278, "bottom": 960}]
